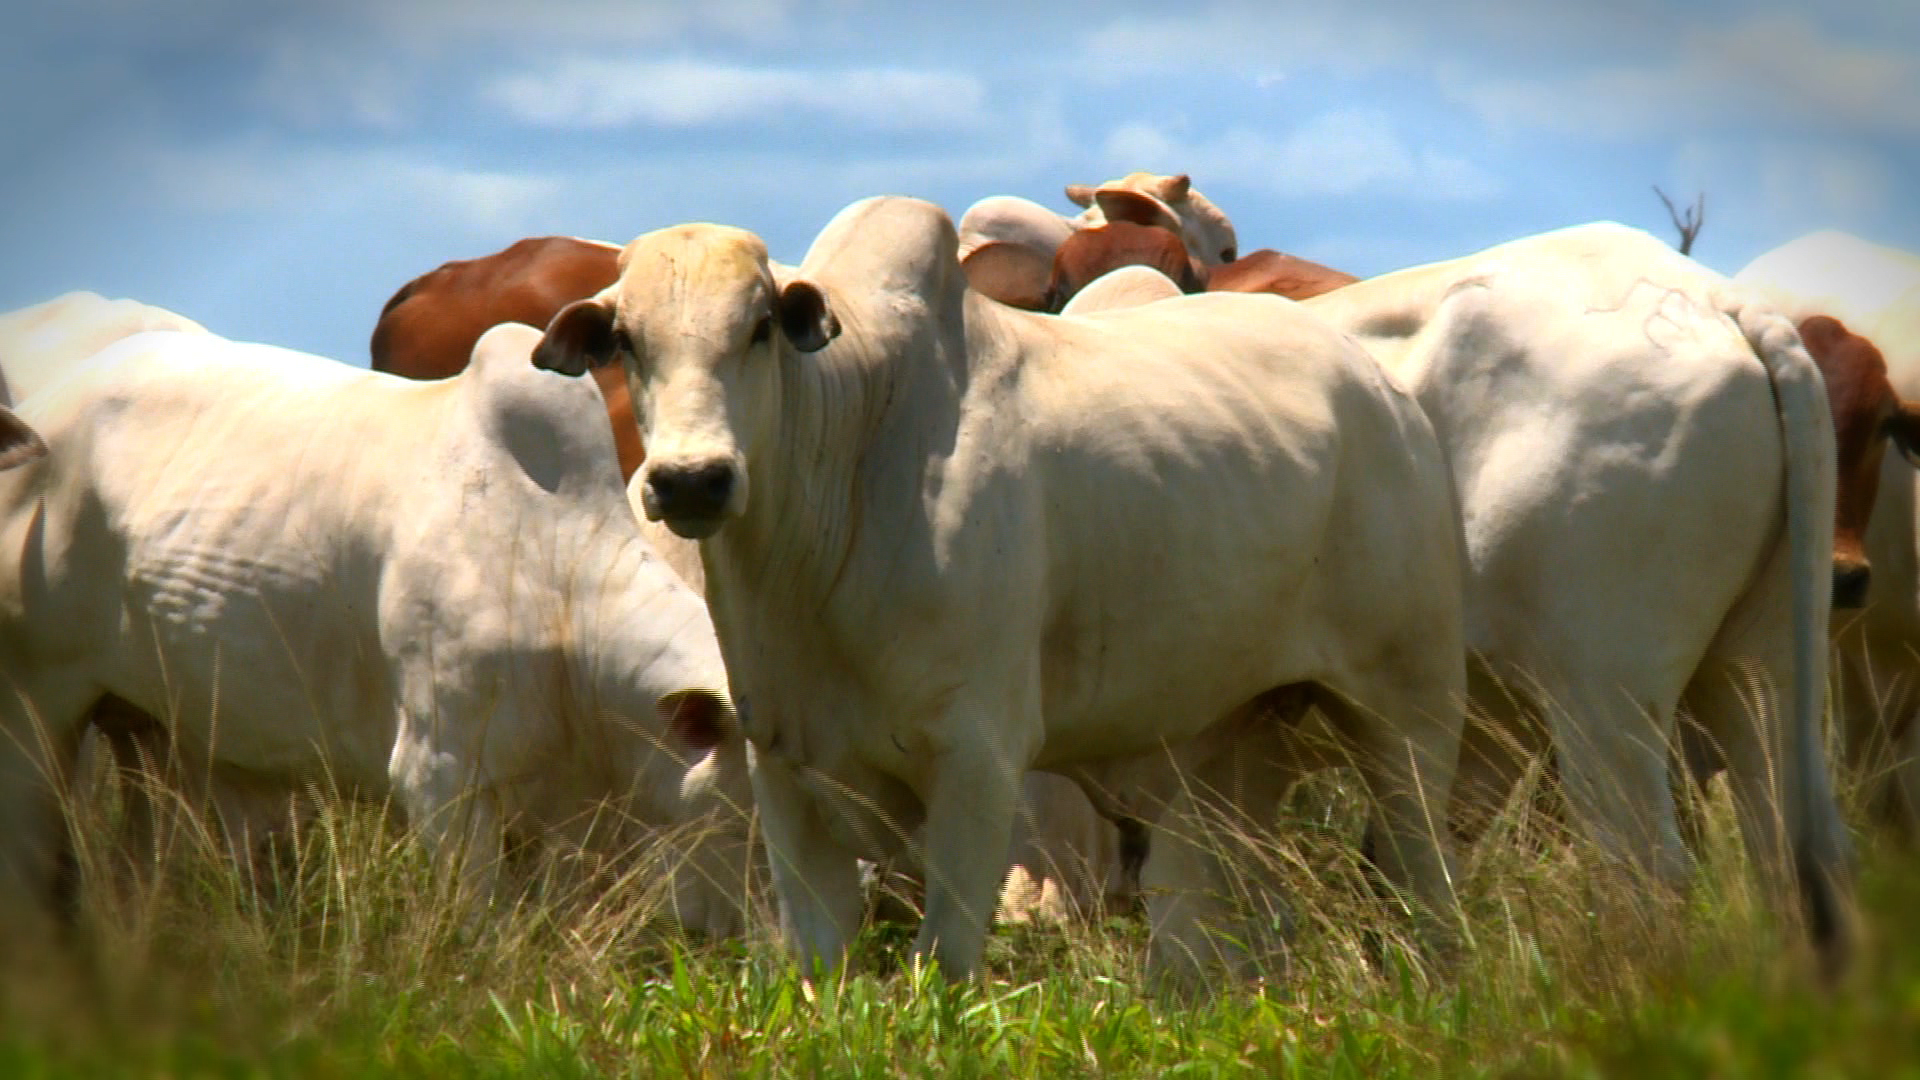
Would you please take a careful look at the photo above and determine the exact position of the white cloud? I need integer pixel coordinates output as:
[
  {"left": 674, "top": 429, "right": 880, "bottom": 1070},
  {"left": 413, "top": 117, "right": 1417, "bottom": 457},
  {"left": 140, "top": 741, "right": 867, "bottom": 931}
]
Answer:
[
  {"left": 1752, "top": 142, "right": 1896, "bottom": 221},
  {"left": 1449, "top": 13, "right": 1920, "bottom": 138},
  {"left": 1102, "top": 110, "right": 1502, "bottom": 202},
  {"left": 1070, "top": 0, "right": 1681, "bottom": 84},
  {"left": 1074, "top": 6, "right": 1411, "bottom": 82},
  {"left": 485, "top": 57, "right": 989, "bottom": 133},
  {"left": 353, "top": 0, "right": 806, "bottom": 46},
  {"left": 254, "top": 40, "right": 411, "bottom": 130},
  {"left": 132, "top": 141, "right": 563, "bottom": 230}
]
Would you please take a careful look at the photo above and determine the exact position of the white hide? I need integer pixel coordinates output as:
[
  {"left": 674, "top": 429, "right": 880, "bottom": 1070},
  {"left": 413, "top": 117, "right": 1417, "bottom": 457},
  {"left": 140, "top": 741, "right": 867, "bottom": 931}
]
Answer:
[{"left": 0, "top": 316, "right": 753, "bottom": 940}]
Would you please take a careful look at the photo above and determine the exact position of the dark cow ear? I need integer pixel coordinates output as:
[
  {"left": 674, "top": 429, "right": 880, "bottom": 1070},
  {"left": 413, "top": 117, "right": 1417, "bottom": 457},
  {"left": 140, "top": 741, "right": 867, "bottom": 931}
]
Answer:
[
  {"left": 1888, "top": 402, "right": 1920, "bottom": 469},
  {"left": 533, "top": 298, "right": 616, "bottom": 377},
  {"left": 0, "top": 408, "right": 45, "bottom": 471},
  {"left": 777, "top": 280, "right": 840, "bottom": 353},
  {"left": 1179, "top": 258, "right": 1210, "bottom": 295},
  {"left": 1093, "top": 189, "right": 1182, "bottom": 232},
  {"left": 658, "top": 689, "right": 733, "bottom": 752},
  {"left": 1158, "top": 173, "right": 1192, "bottom": 202},
  {"left": 1064, "top": 183, "right": 1096, "bottom": 209}
]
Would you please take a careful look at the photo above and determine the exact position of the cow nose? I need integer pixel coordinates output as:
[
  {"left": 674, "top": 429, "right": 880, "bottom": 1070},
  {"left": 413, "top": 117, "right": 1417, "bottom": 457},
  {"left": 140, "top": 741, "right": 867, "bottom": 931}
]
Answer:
[
  {"left": 646, "top": 461, "right": 737, "bottom": 520},
  {"left": 1833, "top": 561, "right": 1872, "bottom": 609}
]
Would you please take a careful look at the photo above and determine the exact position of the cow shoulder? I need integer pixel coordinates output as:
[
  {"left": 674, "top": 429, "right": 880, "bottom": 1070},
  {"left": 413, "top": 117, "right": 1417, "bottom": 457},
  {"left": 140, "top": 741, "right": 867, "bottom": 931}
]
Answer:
[{"left": 459, "top": 322, "right": 625, "bottom": 495}]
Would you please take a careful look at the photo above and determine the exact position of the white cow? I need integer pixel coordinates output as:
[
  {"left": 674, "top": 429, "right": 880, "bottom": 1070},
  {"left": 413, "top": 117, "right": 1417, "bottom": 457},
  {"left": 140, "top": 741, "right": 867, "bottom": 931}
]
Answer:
[
  {"left": 1060, "top": 265, "right": 1186, "bottom": 315},
  {"left": 0, "top": 314, "right": 754, "bottom": 942},
  {"left": 0, "top": 291, "right": 209, "bottom": 406},
  {"left": 1300, "top": 222, "right": 1853, "bottom": 975},
  {"left": 956, "top": 172, "right": 1238, "bottom": 311},
  {"left": 626, "top": 421, "right": 1142, "bottom": 927},
  {"left": 533, "top": 195, "right": 1467, "bottom": 983},
  {"left": 1737, "top": 230, "right": 1920, "bottom": 834}
]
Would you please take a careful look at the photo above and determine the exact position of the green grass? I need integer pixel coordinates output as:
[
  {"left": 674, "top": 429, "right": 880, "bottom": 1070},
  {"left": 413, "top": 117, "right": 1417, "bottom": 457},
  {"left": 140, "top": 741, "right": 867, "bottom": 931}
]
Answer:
[{"left": 5, "top": 767, "right": 1919, "bottom": 1078}]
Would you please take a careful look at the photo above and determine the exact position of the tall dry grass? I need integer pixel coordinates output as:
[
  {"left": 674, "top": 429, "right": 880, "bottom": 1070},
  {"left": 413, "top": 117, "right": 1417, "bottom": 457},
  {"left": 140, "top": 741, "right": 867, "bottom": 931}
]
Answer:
[{"left": 1, "top": 698, "right": 1914, "bottom": 1077}]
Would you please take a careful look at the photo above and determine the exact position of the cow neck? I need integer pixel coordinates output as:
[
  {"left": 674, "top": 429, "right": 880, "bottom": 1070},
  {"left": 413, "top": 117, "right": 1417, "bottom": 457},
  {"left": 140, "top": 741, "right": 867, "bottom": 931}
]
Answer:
[{"left": 702, "top": 282, "right": 960, "bottom": 624}]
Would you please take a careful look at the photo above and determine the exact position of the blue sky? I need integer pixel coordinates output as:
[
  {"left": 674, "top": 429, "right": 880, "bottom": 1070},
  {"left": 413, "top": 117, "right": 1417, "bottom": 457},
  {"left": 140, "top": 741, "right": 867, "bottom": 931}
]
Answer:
[{"left": 2, "top": 0, "right": 1915, "bottom": 367}]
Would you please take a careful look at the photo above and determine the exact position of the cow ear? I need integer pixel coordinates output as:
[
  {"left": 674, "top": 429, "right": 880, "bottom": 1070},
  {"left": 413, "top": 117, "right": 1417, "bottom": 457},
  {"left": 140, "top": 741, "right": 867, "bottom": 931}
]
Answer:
[
  {"left": 533, "top": 298, "right": 616, "bottom": 377},
  {"left": 1157, "top": 173, "right": 1192, "bottom": 203},
  {"left": 658, "top": 689, "right": 733, "bottom": 753},
  {"left": 0, "top": 408, "right": 46, "bottom": 471},
  {"left": 777, "top": 280, "right": 840, "bottom": 353},
  {"left": 1888, "top": 401, "right": 1920, "bottom": 469},
  {"left": 1180, "top": 259, "right": 1210, "bottom": 295},
  {"left": 1092, "top": 189, "right": 1182, "bottom": 232},
  {"left": 1797, "top": 314, "right": 1845, "bottom": 354},
  {"left": 1064, "top": 183, "right": 1096, "bottom": 208}
]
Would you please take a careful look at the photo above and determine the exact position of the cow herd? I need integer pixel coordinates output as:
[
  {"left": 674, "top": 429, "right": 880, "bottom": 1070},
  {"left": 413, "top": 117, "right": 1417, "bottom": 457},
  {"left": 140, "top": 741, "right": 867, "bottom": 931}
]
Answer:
[{"left": 0, "top": 171, "right": 1915, "bottom": 993}]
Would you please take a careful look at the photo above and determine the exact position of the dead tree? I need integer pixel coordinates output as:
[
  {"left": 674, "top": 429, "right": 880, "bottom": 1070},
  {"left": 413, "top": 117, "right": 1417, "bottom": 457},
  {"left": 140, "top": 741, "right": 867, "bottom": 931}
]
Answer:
[{"left": 1654, "top": 186, "right": 1705, "bottom": 255}]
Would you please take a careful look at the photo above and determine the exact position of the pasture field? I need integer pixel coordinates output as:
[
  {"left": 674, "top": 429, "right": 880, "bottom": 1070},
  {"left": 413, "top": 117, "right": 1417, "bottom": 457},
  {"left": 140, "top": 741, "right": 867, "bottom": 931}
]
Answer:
[{"left": 4, "top": 762, "right": 1919, "bottom": 1078}]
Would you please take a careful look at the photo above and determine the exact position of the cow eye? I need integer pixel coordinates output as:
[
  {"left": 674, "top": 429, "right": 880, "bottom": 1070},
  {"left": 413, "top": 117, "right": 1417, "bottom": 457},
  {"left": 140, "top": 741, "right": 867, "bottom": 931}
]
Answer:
[
  {"left": 612, "top": 327, "right": 635, "bottom": 355},
  {"left": 749, "top": 315, "right": 773, "bottom": 347},
  {"left": 1220, "top": 245, "right": 1237, "bottom": 263}
]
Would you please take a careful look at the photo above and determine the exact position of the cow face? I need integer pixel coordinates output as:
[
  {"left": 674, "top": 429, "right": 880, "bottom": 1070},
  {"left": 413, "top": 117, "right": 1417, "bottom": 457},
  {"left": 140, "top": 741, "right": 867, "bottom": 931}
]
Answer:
[
  {"left": 535, "top": 225, "right": 838, "bottom": 540},
  {"left": 1800, "top": 314, "right": 1920, "bottom": 607},
  {"left": 1066, "top": 171, "right": 1240, "bottom": 267}
]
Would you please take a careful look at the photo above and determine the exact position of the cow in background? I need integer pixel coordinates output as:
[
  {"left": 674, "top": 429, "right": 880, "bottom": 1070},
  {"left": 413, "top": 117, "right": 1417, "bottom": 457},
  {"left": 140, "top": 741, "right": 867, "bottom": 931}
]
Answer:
[
  {"left": 0, "top": 309, "right": 754, "bottom": 946},
  {"left": 958, "top": 172, "right": 1239, "bottom": 310},
  {"left": 1735, "top": 230, "right": 1920, "bottom": 837},
  {"left": 372, "top": 236, "right": 643, "bottom": 480}
]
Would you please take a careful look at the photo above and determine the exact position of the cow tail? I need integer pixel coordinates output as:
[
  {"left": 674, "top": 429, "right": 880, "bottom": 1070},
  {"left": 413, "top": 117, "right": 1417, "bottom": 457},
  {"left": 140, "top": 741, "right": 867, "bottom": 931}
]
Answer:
[{"left": 1731, "top": 292, "right": 1854, "bottom": 980}]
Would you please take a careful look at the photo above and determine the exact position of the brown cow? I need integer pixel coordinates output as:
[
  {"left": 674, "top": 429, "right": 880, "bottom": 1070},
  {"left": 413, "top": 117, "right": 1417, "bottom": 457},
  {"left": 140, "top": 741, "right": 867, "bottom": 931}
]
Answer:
[
  {"left": 1039, "top": 198, "right": 1358, "bottom": 312},
  {"left": 1799, "top": 314, "right": 1920, "bottom": 607},
  {"left": 1205, "top": 250, "right": 1358, "bottom": 301},
  {"left": 371, "top": 236, "right": 643, "bottom": 479},
  {"left": 1043, "top": 221, "right": 1207, "bottom": 313}
]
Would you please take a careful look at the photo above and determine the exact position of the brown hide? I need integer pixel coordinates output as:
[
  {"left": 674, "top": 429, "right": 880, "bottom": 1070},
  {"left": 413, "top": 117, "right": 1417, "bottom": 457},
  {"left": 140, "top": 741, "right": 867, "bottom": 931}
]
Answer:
[
  {"left": 1800, "top": 313, "right": 1920, "bottom": 607},
  {"left": 1205, "top": 249, "right": 1359, "bottom": 300},
  {"left": 370, "top": 236, "right": 642, "bottom": 480},
  {"left": 1044, "top": 222, "right": 1207, "bottom": 313}
]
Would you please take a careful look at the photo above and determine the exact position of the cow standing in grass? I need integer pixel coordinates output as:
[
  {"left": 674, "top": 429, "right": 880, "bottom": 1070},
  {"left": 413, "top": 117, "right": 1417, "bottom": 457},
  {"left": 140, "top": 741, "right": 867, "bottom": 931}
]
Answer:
[
  {"left": 0, "top": 309, "right": 753, "bottom": 947},
  {"left": 534, "top": 196, "right": 1468, "bottom": 983},
  {"left": 1736, "top": 230, "right": 1920, "bottom": 838},
  {"left": 1300, "top": 223, "right": 1854, "bottom": 978}
]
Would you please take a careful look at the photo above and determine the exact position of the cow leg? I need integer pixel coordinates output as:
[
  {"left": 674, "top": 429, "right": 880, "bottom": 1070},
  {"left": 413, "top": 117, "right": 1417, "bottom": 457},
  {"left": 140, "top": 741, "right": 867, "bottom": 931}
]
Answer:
[
  {"left": 0, "top": 676, "right": 94, "bottom": 947},
  {"left": 1141, "top": 782, "right": 1252, "bottom": 986},
  {"left": 1319, "top": 680, "right": 1464, "bottom": 958},
  {"left": 1134, "top": 703, "right": 1312, "bottom": 986},
  {"left": 1003, "top": 771, "right": 1126, "bottom": 924},
  {"left": 85, "top": 696, "right": 174, "bottom": 891},
  {"left": 1540, "top": 673, "right": 1691, "bottom": 891},
  {"left": 749, "top": 747, "right": 864, "bottom": 979},
  {"left": 1685, "top": 625, "right": 1852, "bottom": 965},
  {"left": 914, "top": 741, "right": 1023, "bottom": 980},
  {"left": 1447, "top": 660, "right": 1548, "bottom": 847},
  {"left": 388, "top": 724, "right": 504, "bottom": 911},
  {"left": 1831, "top": 639, "right": 1920, "bottom": 839},
  {"left": 1672, "top": 712, "right": 1720, "bottom": 859}
]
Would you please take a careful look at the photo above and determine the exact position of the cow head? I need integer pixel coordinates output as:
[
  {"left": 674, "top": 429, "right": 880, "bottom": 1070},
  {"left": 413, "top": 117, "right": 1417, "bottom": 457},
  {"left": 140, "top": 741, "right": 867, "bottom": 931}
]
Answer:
[
  {"left": 1044, "top": 220, "right": 1207, "bottom": 313},
  {"left": 1799, "top": 314, "right": 1920, "bottom": 607},
  {"left": 1065, "top": 171, "right": 1240, "bottom": 267},
  {"left": 533, "top": 225, "right": 839, "bottom": 539}
]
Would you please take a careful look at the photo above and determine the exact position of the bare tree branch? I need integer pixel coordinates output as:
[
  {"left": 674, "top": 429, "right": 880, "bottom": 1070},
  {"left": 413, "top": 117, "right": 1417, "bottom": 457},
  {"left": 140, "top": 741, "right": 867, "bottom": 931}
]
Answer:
[{"left": 1654, "top": 186, "right": 1706, "bottom": 255}]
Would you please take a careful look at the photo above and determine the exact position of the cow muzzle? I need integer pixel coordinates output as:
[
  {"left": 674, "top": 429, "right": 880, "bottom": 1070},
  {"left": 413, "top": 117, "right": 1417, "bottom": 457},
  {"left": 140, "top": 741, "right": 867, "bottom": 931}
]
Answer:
[
  {"left": 1832, "top": 557, "right": 1872, "bottom": 610},
  {"left": 641, "top": 458, "right": 741, "bottom": 538}
]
